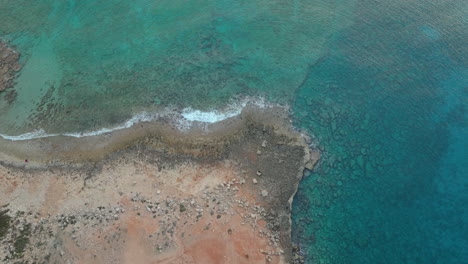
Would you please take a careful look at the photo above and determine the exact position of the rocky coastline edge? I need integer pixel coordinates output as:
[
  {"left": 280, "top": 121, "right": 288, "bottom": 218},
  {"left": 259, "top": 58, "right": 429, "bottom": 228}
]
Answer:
[{"left": 0, "top": 106, "right": 319, "bottom": 264}]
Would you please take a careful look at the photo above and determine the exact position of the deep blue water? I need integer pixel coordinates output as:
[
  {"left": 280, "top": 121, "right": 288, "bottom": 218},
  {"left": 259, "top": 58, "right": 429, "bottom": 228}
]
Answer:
[{"left": 291, "top": 1, "right": 467, "bottom": 263}]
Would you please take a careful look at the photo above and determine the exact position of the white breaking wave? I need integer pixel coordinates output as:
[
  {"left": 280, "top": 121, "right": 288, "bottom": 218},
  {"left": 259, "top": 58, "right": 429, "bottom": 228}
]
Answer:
[
  {"left": 0, "top": 97, "right": 271, "bottom": 141},
  {"left": 181, "top": 98, "right": 253, "bottom": 123},
  {"left": 181, "top": 108, "right": 242, "bottom": 123},
  {"left": 177, "top": 97, "right": 269, "bottom": 130}
]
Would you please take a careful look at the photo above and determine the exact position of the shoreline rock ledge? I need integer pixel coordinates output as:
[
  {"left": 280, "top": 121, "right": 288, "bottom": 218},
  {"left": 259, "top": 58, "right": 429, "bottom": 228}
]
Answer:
[{"left": 0, "top": 106, "right": 319, "bottom": 264}]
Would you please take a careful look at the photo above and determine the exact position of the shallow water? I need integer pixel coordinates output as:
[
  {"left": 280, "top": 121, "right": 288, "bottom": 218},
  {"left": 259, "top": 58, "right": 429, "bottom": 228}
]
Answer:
[
  {"left": 1, "top": 0, "right": 467, "bottom": 263},
  {"left": 0, "top": 0, "right": 348, "bottom": 134}
]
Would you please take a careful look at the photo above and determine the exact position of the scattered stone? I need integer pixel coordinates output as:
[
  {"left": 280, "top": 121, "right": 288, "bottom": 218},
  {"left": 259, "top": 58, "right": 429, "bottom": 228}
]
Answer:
[
  {"left": 256, "top": 171, "right": 262, "bottom": 176},
  {"left": 261, "top": 140, "right": 267, "bottom": 148},
  {"left": 304, "top": 161, "right": 314, "bottom": 170},
  {"left": 261, "top": 190, "right": 268, "bottom": 197},
  {"left": 252, "top": 178, "right": 258, "bottom": 184}
]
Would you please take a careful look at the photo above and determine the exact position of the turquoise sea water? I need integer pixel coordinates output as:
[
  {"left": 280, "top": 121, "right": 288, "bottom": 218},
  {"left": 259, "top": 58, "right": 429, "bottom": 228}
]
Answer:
[
  {"left": 0, "top": 0, "right": 349, "bottom": 134},
  {"left": 290, "top": 1, "right": 467, "bottom": 263},
  {"left": 1, "top": 0, "right": 467, "bottom": 263}
]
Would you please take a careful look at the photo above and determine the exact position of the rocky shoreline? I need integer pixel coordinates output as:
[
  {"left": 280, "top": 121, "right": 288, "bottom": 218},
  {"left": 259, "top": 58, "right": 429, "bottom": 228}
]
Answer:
[{"left": 0, "top": 106, "right": 319, "bottom": 264}]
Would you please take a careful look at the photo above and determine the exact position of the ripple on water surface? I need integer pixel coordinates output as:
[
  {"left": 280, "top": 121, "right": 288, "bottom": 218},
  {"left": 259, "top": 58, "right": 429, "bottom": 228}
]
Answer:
[{"left": 291, "top": 0, "right": 467, "bottom": 263}]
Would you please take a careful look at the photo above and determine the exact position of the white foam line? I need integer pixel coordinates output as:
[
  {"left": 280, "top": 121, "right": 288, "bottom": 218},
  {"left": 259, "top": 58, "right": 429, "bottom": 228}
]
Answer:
[
  {"left": 0, "top": 97, "right": 271, "bottom": 141},
  {"left": 63, "top": 112, "right": 154, "bottom": 138},
  {"left": 0, "top": 112, "right": 156, "bottom": 141},
  {"left": 0, "top": 129, "right": 59, "bottom": 141}
]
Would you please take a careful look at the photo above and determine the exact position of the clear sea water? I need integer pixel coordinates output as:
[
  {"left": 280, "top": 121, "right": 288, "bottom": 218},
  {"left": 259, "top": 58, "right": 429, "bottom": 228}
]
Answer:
[{"left": 1, "top": 0, "right": 467, "bottom": 263}]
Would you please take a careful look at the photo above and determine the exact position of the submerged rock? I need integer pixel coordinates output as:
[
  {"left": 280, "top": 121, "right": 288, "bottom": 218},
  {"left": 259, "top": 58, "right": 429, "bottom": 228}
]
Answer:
[{"left": 0, "top": 40, "right": 22, "bottom": 93}]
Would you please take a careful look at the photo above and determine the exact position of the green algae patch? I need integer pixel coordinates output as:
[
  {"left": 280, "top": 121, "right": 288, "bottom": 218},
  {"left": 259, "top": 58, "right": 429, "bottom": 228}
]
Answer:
[
  {"left": 12, "top": 223, "right": 31, "bottom": 259},
  {"left": 1, "top": 210, "right": 32, "bottom": 260},
  {"left": 179, "top": 204, "right": 186, "bottom": 213},
  {"left": 0, "top": 209, "right": 11, "bottom": 239}
]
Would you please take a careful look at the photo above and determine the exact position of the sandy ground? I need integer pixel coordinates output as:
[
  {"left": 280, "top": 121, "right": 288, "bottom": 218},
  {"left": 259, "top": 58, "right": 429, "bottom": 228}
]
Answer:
[{"left": 0, "top": 107, "right": 319, "bottom": 264}]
